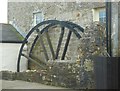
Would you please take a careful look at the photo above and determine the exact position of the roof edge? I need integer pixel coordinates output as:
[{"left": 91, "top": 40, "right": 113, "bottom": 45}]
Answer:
[{"left": 0, "top": 40, "right": 23, "bottom": 43}]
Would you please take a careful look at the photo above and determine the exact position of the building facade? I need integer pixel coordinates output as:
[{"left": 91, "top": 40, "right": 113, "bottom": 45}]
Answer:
[
  {"left": 7, "top": 2, "right": 116, "bottom": 89},
  {"left": 5, "top": 2, "right": 120, "bottom": 89},
  {"left": 8, "top": 2, "right": 105, "bottom": 33},
  {"left": 7, "top": 2, "right": 107, "bottom": 69}
]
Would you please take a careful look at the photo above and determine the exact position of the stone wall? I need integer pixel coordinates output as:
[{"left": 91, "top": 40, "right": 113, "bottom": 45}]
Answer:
[
  {"left": 110, "top": 2, "right": 120, "bottom": 57},
  {"left": 8, "top": 2, "right": 106, "bottom": 69},
  {"left": 27, "top": 22, "right": 106, "bottom": 89},
  {"left": 7, "top": 2, "right": 107, "bottom": 89},
  {"left": 29, "top": 21, "right": 106, "bottom": 68},
  {"left": 111, "top": 2, "right": 119, "bottom": 57},
  {"left": 8, "top": 2, "right": 105, "bottom": 33},
  {"left": 1, "top": 22, "right": 107, "bottom": 89},
  {"left": 118, "top": 2, "right": 120, "bottom": 56},
  {"left": 30, "top": 26, "right": 80, "bottom": 69},
  {"left": 8, "top": 2, "right": 98, "bottom": 54}
]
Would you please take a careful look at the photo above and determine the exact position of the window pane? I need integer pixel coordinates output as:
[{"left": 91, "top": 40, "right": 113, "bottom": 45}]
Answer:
[
  {"left": 99, "top": 10, "right": 106, "bottom": 23},
  {"left": 34, "top": 12, "right": 43, "bottom": 25}
]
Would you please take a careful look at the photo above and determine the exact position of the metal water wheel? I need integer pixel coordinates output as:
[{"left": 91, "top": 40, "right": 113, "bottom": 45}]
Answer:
[{"left": 17, "top": 20, "right": 84, "bottom": 72}]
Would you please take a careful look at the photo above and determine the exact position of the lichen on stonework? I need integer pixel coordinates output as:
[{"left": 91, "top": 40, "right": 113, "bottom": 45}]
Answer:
[{"left": 84, "top": 59, "right": 93, "bottom": 72}]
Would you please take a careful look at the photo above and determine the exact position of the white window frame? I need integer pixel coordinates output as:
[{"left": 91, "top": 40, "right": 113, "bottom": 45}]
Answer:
[
  {"left": 92, "top": 7, "right": 106, "bottom": 23},
  {"left": 33, "top": 11, "right": 44, "bottom": 26}
]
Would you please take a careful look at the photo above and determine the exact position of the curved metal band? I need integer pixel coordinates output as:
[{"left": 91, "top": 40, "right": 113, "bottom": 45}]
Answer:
[
  {"left": 29, "top": 22, "right": 84, "bottom": 61},
  {"left": 17, "top": 20, "right": 84, "bottom": 72},
  {"left": 63, "top": 21, "right": 84, "bottom": 32},
  {"left": 17, "top": 20, "right": 60, "bottom": 72},
  {"left": 40, "top": 21, "right": 82, "bottom": 39}
]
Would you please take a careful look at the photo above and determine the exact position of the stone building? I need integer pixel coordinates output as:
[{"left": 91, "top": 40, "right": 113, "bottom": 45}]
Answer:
[
  {"left": 8, "top": 1, "right": 106, "bottom": 74},
  {"left": 8, "top": 2, "right": 106, "bottom": 63},
  {"left": 8, "top": 2, "right": 105, "bottom": 33},
  {"left": 111, "top": 2, "right": 120, "bottom": 56},
  {"left": 3, "top": 1, "right": 120, "bottom": 89},
  {"left": 7, "top": 2, "right": 106, "bottom": 61},
  {"left": 8, "top": 2, "right": 120, "bottom": 57},
  {"left": 7, "top": 2, "right": 109, "bottom": 89},
  {"left": 7, "top": 2, "right": 106, "bottom": 58}
]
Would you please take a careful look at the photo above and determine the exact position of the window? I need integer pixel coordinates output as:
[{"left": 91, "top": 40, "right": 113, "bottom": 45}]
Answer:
[
  {"left": 99, "top": 10, "right": 106, "bottom": 23},
  {"left": 92, "top": 7, "right": 106, "bottom": 23},
  {"left": 33, "top": 12, "right": 43, "bottom": 26}
]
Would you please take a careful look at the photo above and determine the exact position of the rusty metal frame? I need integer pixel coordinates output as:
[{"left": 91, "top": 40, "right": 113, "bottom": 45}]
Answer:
[{"left": 17, "top": 20, "right": 84, "bottom": 72}]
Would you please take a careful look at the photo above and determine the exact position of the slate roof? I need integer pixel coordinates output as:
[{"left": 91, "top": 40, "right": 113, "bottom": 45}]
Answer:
[{"left": 0, "top": 23, "right": 24, "bottom": 43}]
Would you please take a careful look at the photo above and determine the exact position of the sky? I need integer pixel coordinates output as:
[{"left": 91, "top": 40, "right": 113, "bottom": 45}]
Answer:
[{"left": 0, "top": 0, "right": 7, "bottom": 23}]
